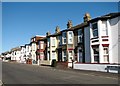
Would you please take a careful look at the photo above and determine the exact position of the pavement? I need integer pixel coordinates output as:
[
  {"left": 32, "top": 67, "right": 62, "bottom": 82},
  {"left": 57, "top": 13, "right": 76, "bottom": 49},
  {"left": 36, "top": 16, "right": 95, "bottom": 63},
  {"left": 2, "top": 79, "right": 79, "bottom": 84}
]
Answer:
[{"left": 2, "top": 61, "right": 119, "bottom": 85}]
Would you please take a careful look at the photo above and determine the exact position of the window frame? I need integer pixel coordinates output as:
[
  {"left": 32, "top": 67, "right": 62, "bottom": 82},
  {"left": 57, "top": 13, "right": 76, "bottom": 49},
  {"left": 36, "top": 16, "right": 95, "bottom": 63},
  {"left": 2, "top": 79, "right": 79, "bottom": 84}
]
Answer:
[
  {"left": 78, "top": 29, "right": 83, "bottom": 43},
  {"left": 103, "top": 47, "right": 109, "bottom": 63},
  {"left": 92, "top": 22, "right": 98, "bottom": 38},
  {"left": 62, "top": 32, "right": 67, "bottom": 44}
]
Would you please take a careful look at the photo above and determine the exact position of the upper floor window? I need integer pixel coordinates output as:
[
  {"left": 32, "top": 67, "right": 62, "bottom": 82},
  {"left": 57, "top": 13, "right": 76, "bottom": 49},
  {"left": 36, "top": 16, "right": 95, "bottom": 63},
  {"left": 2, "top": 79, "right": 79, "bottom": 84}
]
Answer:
[
  {"left": 52, "top": 37, "right": 55, "bottom": 46},
  {"left": 32, "top": 44, "right": 36, "bottom": 51},
  {"left": 34, "top": 38, "right": 35, "bottom": 41},
  {"left": 59, "top": 36, "right": 62, "bottom": 45},
  {"left": 47, "top": 38, "right": 50, "bottom": 47},
  {"left": 63, "top": 32, "right": 66, "bottom": 38},
  {"left": 15, "top": 52, "right": 16, "bottom": 55},
  {"left": 102, "top": 21, "right": 108, "bottom": 36},
  {"left": 68, "top": 31, "right": 73, "bottom": 44},
  {"left": 41, "top": 43, "right": 44, "bottom": 49},
  {"left": 69, "top": 32, "right": 72, "bottom": 37},
  {"left": 62, "top": 32, "right": 66, "bottom": 44},
  {"left": 78, "top": 29, "right": 83, "bottom": 43},
  {"left": 27, "top": 46, "right": 29, "bottom": 52},
  {"left": 92, "top": 23, "right": 98, "bottom": 37}
]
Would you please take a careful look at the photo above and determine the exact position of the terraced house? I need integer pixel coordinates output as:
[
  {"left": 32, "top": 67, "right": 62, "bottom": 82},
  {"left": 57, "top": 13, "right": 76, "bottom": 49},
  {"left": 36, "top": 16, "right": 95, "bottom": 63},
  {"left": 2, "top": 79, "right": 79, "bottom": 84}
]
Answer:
[
  {"left": 73, "top": 13, "right": 91, "bottom": 63},
  {"left": 11, "top": 47, "right": 21, "bottom": 62},
  {"left": 37, "top": 37, "right": 47, "bottom": 65},
  {"left": 73, "top": 12, "right": 119, "bottom": 73},
  {"left": 89, "top": 12, "right": 119, "bottom": 64},
  {"left": 60, "top": 21, "right": 74, "bottom": 67},
  {"left": 45, "top": 29, "right": 59, "bottom": 65},
  {"left": 1, "top": 12, "right": 119, "bottom": 73},
  {"left": 20, "top": 45, "right": 26, "bottom": 63},
  {"left": 25, "top": 44, "right": 32, "bottom": 64},
  {"left": 30, "top": 35, "right": 45, "bottom": 64}
]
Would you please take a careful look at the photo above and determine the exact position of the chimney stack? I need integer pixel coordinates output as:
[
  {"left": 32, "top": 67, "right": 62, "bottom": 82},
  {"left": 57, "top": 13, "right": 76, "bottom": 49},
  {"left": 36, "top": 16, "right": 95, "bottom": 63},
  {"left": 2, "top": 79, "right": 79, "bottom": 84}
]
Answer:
[
  {"left": 55, "top": 26, "right": 60, "bottom": 33},
  {"left": 46, "top": 31, "right": 51, "bottom": 36},
  {"left": 67, "top": 20, "right": 73, "bottom": 29},
  {"left": 84, "top": 13, "right": 91, "bottom": 22}
]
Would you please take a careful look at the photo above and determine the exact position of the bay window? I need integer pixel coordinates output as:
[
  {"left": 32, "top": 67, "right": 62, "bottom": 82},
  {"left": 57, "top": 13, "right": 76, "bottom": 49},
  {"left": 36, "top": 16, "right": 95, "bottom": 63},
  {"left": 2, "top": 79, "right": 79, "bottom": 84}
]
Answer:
[
  {"left": 103, "top": 47, "right": 109, "bottom": 63},
  {"left": 93, "top": 46, "right": 99, "bottom": 63},
  {"left": 52, "top": 37, "right": 55, "bottom": 46},
  {"left": 92, "top": 23, "right": 98, "bottom": 37},
  {"left": 47, "top": 38, "right": 50, "bottom": 47},
  {"left": 68, "top": 31, "right": 73, "bottom": 44},
  {"left": 62, "top": 32, "right": 66, "bottom": 44},
  {"left": 63, "top": 50, "right": 67, "bottom": 61},
  {"left": 41, "top": 43, "right": 44, "bottom": 49},
  {"left": 52, "top": 51, "right": 56, "bottom": 59},
  {"left": 102, "top": 21, "right": 108, "bottom": 36}
]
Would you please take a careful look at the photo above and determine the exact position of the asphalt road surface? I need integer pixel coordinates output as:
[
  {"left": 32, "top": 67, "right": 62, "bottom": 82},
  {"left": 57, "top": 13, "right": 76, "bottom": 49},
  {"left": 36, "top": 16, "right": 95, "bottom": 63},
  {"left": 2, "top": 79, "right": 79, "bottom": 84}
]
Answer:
[{"left": 2, "top": 62, "right": 119, "bottom": 84}]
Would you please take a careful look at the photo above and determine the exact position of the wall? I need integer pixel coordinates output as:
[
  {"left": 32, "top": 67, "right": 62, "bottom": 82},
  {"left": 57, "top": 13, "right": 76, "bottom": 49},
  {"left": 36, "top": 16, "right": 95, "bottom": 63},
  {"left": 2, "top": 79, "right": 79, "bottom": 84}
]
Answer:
[
  {"left": 84, "top": 26, "right": 91, "bottom": 63},
  {"left": 74, "top": 63, "right": 119, "bottom": 73},
  {"left": 109, "top": 17, "right": 119, "bottom": 63}
]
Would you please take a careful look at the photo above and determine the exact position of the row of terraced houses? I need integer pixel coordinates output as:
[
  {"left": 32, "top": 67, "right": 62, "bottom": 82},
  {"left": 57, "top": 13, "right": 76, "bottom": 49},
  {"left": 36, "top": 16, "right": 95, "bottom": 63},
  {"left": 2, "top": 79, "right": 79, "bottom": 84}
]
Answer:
[{"left": 1, "top": 12, "right": 120, "bottom": 73}]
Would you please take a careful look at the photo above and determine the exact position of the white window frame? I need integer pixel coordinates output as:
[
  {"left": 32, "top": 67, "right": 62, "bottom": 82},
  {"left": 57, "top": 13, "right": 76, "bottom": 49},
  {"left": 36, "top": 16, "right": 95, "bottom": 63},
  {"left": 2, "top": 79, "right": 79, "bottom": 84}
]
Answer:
[
  {"left": 69, "top": 51, "right": 73, "bottom": 56},
  {"left": 103, "top": 47, "right": 109, "bottom": 63},
  {"left": 69, "top": 32, "right": 72, "bottom": 37},
  {"left": 63, "top": 50, "right": 67, "bottom": 61},
  {"left": 52, "top": 37, "right": 55, "bottom": 47},
  {"left": 102, "top": 21, "right": 108, "bottom": 36},
  {"left": 93, "top": 47, "right": 99, "bottom": 63},
  {"left": 68, "top": 31, "right": 73, "bottom": 44},
  {"left": 47, "top": 38, "right": 50, "bottom": 47},
  {"left": 41, "top": 43, "right": 44, "bottom": 49},
  {"left": 33, "top": 44, "right": 36, "bottom": 51},
  {"left": 52, "top": 52, "right": 56, "bottom": 59}
]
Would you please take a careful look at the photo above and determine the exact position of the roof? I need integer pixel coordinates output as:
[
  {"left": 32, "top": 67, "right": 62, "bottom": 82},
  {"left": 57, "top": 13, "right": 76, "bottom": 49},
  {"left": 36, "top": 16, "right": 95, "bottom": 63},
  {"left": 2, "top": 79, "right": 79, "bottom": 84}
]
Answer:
[
  {"left": 2, "top": 51, "right": 11, "bottom": 55},
  {"left": 31, "top": 35, "right": 45, "bottom": 39},
  {"left": 71, "top": 22, "right": 88, "bottom": 31},
  {"left": 11, "top": 47, "right": 21, "bottom": 51},
  {"left": 47, "top": 31, "right": 62, "bottom": 37},
  {"left": 25, "top": 44, "right": 30, "bottom": 46},
  {"left": 89, "top": 12, "right": 120, "bottom": 22},
  {"left": 37, "top": 37, "right": 47, "bottom": 41}
]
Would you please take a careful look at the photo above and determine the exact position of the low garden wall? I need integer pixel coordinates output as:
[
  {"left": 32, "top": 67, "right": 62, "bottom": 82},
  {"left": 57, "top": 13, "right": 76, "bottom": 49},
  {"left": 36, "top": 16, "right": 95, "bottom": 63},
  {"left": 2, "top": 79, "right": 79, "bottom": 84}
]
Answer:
[{"left": 74, "top": 63, "right": 120, "bottom": 73}]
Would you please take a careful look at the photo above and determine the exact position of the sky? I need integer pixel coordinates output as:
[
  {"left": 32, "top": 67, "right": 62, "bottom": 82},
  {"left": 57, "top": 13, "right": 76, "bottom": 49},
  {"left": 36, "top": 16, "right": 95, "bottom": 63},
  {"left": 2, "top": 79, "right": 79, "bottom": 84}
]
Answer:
[{"left": 1, "top": 2, "right": 118, "bottom": 53}]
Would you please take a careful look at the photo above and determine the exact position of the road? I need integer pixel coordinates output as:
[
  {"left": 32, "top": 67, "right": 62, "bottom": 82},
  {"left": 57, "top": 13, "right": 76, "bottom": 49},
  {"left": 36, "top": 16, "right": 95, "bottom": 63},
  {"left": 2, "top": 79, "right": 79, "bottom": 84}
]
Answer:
[{"left": 2, "top": 62, "right": 119, "bottom": 84}]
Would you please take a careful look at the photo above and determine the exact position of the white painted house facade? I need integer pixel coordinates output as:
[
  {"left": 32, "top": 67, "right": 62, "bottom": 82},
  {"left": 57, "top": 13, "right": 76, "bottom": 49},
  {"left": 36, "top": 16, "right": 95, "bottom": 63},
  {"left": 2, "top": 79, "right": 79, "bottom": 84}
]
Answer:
[
  {"left": 90, "top": 13, "right": 119, "bottom": 64},
  {"left": 25, "top": 44, "right": 32, "bottom": 60},
  {"left": 46, "top": 35, "right": 57, "bottom": 65},
  {"left": 11, "top": 47, "right": 21, "bottom": 62},
  {"left": 20, "top": 46, "right": 26, "bottom": 63},
  {"left": 74, "top": 12, "right": 120, "bottom": 73}
]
